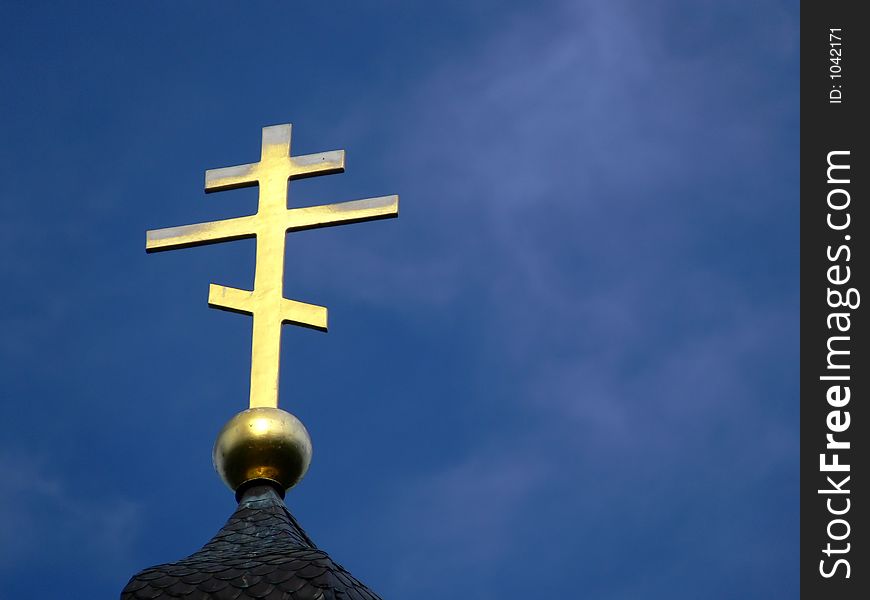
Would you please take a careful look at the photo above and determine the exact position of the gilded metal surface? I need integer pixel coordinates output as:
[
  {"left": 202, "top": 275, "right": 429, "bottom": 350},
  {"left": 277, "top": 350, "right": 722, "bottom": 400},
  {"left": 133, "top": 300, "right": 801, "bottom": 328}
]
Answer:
[
  {"left": 213, "top": 408, "right": 313, "bottom": 492},
  {"left": 146, "top": 124, "right": 398, "bottom": 410}
]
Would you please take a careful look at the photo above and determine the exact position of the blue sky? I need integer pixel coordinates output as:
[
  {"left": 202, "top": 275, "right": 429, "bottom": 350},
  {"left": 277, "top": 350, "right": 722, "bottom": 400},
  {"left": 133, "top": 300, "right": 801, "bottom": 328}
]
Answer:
[{"left": 0, "top": 1, "right": 798, "bottom": 598}]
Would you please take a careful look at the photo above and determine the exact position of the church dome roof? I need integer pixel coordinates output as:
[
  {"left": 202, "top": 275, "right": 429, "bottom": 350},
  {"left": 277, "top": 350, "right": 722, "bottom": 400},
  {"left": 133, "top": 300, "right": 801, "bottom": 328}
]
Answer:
[{"left": 121, "top": 484, "right": 380, "bottom": 600}]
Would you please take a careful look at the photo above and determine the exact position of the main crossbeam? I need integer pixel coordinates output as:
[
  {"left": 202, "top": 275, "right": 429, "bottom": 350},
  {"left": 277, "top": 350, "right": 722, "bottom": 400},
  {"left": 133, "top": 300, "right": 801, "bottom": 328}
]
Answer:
[
  {"left": 145, "top": 124, "right": 398, "bottom": 409},
  {"left": 145, "top": 196, "right": 399, "bottom": 252}
]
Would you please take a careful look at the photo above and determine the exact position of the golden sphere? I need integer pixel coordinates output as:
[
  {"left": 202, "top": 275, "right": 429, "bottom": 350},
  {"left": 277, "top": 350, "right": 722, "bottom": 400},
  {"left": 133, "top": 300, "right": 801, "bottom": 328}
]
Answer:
[{"left": 213, "top": 407, "right": 312, "bottom": 494}]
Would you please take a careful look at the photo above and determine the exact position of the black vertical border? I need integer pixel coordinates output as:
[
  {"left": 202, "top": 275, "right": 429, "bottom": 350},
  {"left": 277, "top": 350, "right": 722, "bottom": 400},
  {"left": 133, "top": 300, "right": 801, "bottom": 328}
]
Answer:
[{"left": 801, "top": 3, "right": 868, "bottom": 598}]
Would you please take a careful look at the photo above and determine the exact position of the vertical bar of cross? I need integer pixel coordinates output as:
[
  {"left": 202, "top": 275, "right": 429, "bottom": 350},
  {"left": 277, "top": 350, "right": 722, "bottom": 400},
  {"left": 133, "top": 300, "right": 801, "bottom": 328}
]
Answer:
[{"left": 248, "top": 125, "right": 293, "bottom": 408}]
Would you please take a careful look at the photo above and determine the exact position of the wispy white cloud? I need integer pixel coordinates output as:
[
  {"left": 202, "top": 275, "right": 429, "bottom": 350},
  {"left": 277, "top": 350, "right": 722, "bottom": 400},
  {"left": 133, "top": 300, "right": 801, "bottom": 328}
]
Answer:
[
  {"left": 342, "top": 1, "right": 799, "bottom": 596},
  {"left": 0, "top": 451, "right": 142, "bottom": 577}
]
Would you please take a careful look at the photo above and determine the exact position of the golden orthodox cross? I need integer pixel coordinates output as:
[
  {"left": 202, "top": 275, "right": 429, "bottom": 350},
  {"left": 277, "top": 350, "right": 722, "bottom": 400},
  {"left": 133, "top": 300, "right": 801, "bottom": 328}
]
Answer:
[{"left": 146, "top": 124, "right": 398, "bottom": 409}]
